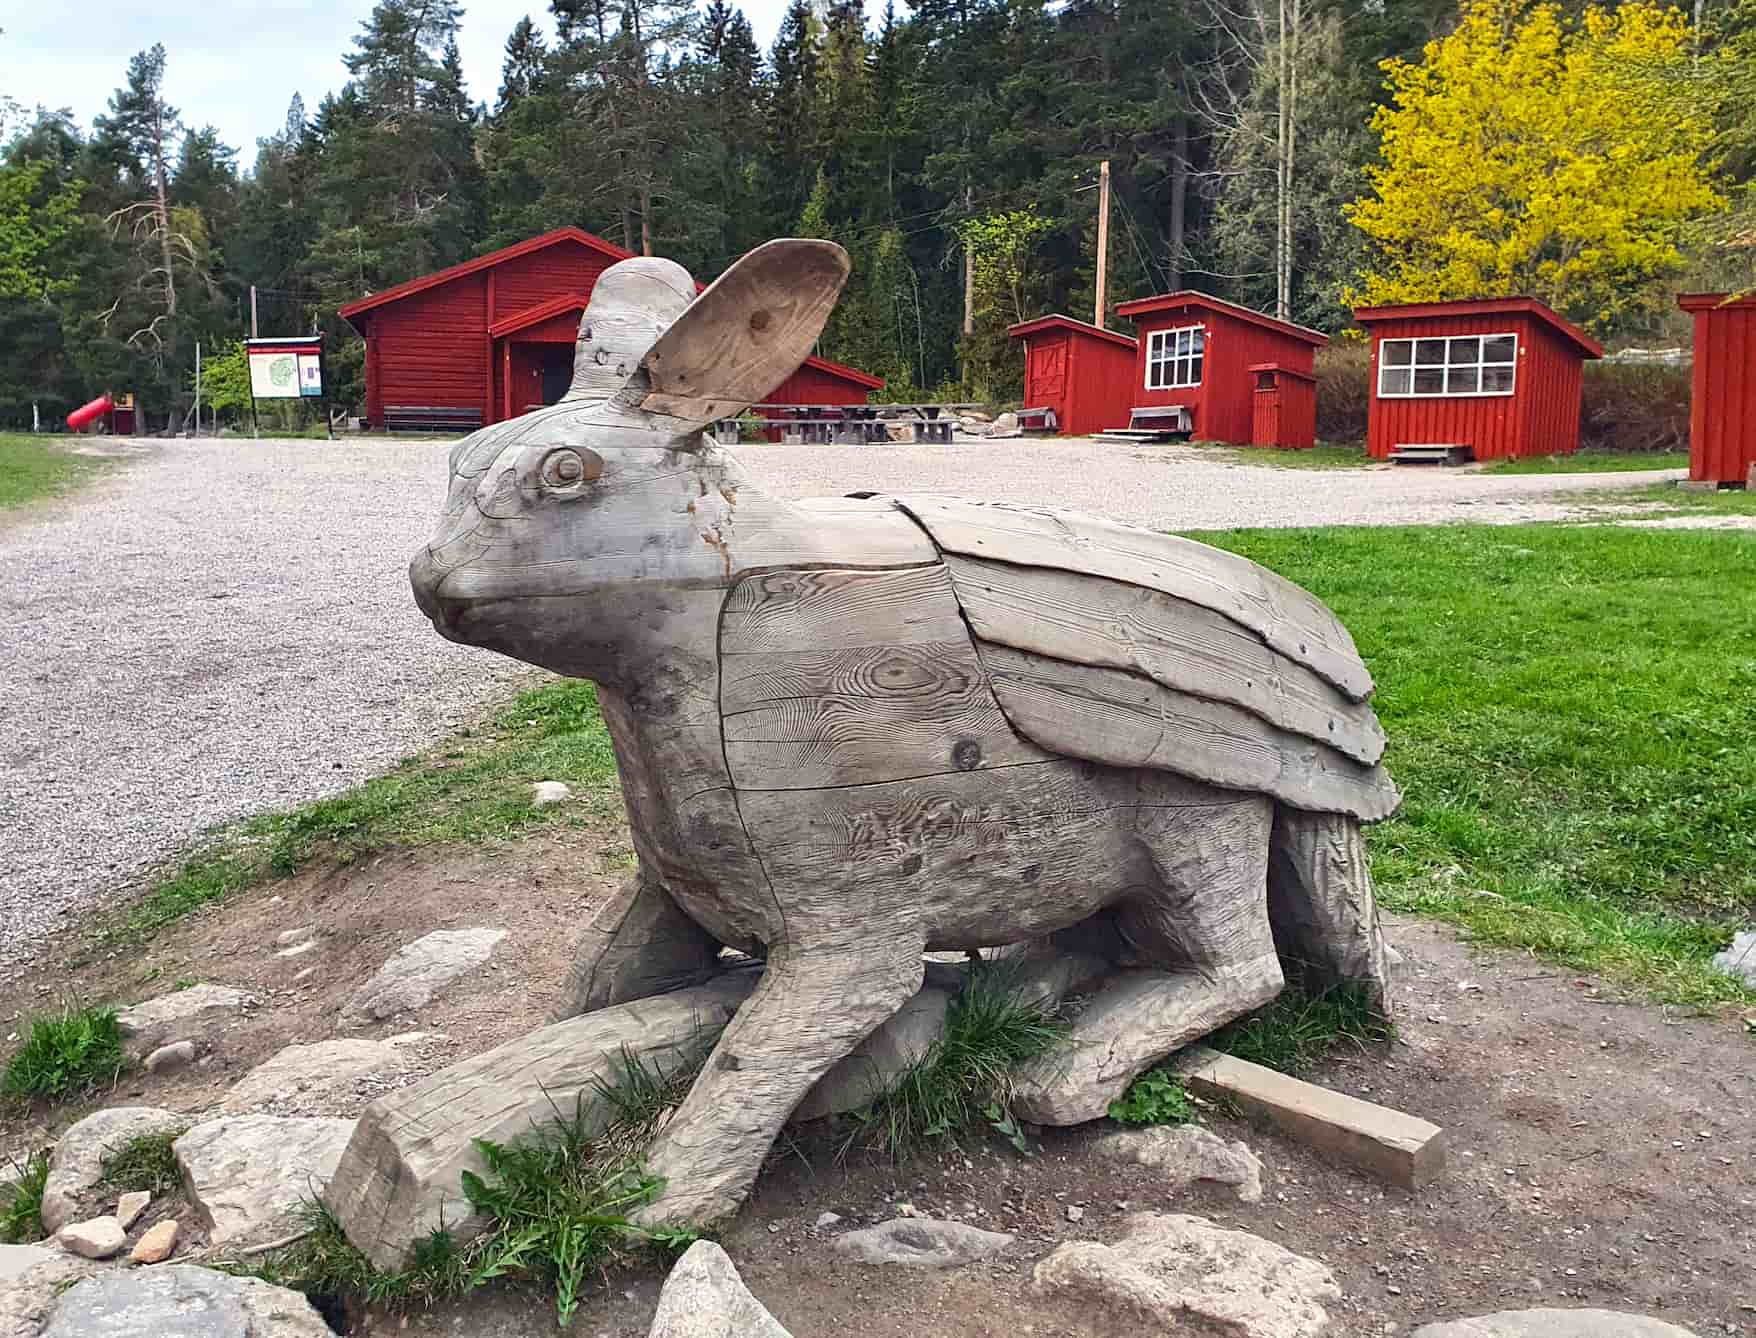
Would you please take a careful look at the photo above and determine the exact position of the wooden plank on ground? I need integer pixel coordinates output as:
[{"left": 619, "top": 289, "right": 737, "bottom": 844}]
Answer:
[{"left": 1176, "top": 1045, "right": 1445, "bottom": 1189}]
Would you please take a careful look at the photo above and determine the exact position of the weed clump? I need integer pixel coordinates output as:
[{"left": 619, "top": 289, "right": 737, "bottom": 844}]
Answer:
[
  {"left": 1107, "top": 1069, "right": 1197, "bottom": 1127},
  {"left": 1, "top": 1004, "right": 128, "bottom": 1102},
  {"left": 0, "top": 1149, "right": 50, "bottom": 1244},
  {"left": 843, "top": 961, "right": 1068, "bottom": 1160},
  {"left": 100, "top": 1130, "right": 187, "bottom": 1196},
  {"left": 1210, "top": 979, "right": 1393, "bottom": 1075}
]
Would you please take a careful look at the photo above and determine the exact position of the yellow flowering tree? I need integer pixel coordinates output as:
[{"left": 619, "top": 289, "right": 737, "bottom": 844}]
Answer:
[{"left": 1345, "top": 0, "right": 1723, "bottom": 332}]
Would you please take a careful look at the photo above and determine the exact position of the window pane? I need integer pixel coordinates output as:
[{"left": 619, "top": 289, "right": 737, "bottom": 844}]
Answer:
[
  {"left": 1190, "top": 330, "right": 1205, "bottom": 355},
  {"left": 1380, "top": 368, "right": 1412, "bottom": 395},
  {"left": 1447, "top": 366, "right": 1480, "bottom": 394},
  {"left": 1447, "top": 338, "right": 1479, "bottom": 365},
  {"left": 1382, "top": 340, "right": 1413, "bottom": 366},
  {"left": 1415, "top": 339, "right": 1447, "bottom": 366},
  {"left": 1188, "top": 355, "right": 1203, "bottom": 385},
  {"left": 1482, "top": 365, "right": 1514, "bottom": 393},
  {"left": 1482, "top": 334, "right": 1516, "bottom": 363},
  {"left": 1413, "top": 367, "right": 1445, "bottom": 394}
]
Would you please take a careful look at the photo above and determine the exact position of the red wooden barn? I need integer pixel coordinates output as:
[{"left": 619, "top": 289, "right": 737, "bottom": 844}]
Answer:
[
  {"left": 338, "top": 227, "right": 880, "bottom": 430},
  {"left": 1114, "top": 292, "right": 1328, "bottom": 447},
  {"left": 1678, "top": 292, "right": 1756, "bottom": 486},
  {"left": 1353, "top": 298, "right": 1603, "bottom": 461},
  {"left": 1006, "top": 314, "right": 1137, "bottom": 436}
]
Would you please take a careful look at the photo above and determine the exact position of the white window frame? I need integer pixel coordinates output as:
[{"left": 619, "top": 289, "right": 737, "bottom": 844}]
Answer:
[
  {"left": 1146, "top": 324, "right": 1205, "bottom": 390},
  {"left": 1376, "top": 332, "right": 1518, "bottom": 399}
]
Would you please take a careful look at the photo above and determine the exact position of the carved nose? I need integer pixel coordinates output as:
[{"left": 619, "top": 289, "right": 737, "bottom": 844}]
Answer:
[{"left": 409, "top": 548, "right": 448, "bottom": 626}]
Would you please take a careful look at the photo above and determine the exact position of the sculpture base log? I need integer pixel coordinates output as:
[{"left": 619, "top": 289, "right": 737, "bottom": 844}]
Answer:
[{"left": 325, "top": 972, "right": 757, "bottom": 1271}]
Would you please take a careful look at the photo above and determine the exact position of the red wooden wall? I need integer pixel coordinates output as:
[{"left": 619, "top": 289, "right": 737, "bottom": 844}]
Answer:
[
  {"left": 1680, "top": 293, "right": 1756, "bottom": 485},
  {"left": 1250, "top": 365, "right": 1318, "bottom": 449},
  {"left": 1356, "top": 299, "right": 1601, "bottom": 461},
  {"left": 1115, "top": 294, "right": 1324, "bottom": 447},
  {"left": 1008, "top": 315, "right": 1136, "bottom": 436}
]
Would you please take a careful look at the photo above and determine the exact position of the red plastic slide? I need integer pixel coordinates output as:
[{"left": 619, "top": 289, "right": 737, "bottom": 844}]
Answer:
[{"left": 66, "top": 393, "right": 113, "bottom": 432}]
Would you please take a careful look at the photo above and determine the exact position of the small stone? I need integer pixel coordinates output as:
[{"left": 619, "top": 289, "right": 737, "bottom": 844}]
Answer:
[
  {"left": 114, "top": 986, "right": 252, "bottom": 1053},
  {"left": 814, "top": 1212, "right": 843, "bottom": 1230},
  {"left": 56, "top": 1217, "right": 126, "bottom": 1260},
  {"left": 531, "top": 780, "right": 573, "bottom": 807},
  {"left": 833, "top": 1217, "right": 1013, "bottom": 1268},
  {"left": 114, "top": 1192, "right": 150, "bottom": 1231},
  {"left": 648, "top": 1241, "right": 791, "bottom": 1337},
  {"left": 144, "top": 1041, "right": 196, "bottom": 1074},
  {"left": 276, "top": 926, "right": 315, "bottom": 947},
  {"left": 342, "top": 928, "right": 507, "bottom": 1022},
  {"left": 1410, "top": 1310, "right": 1703, "bottom": 1338},
  {"left": 276, "top": 939, "right": 318, "bottom": 960},
  {"left": 1711, "top": 931, "right": 1756, "bottom": 990},
  {"left": 1065, "top": 1205, "right": 1084, "bottom": 1223},
  {"left": 1094, "top": 1125, "right": 1265, "bottom": 1203},
  {"left": 767, "top": 1223, "right": 780, "bottom": 1234},
  {"left": 292, "top": 966, "right": 317, "bottom": 983},
  {"left": 129, "top": 1219, "right": 180, "bottom": 1264}
]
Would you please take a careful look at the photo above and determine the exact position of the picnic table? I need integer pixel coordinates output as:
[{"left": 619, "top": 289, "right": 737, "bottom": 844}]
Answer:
[{"left": 713, "top": 402, "right": 981, "bottom": 446}]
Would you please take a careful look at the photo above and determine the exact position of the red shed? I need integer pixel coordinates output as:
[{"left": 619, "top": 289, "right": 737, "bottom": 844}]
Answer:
[
  {"left": 338, "top": 227, "right": 881, "bottom": 431},
  {"left": 1005, "top": 314, "right": 1137, "bottom": 436},
  {"left": 1678, "top": 293, "right": 1756, "bottom": 486},
  {"left": 1353, "top": 298, "right": 1603, "bottom": 461},
  {"left": 1113, "top": 292, "right": 1327, "bottom": 447}
]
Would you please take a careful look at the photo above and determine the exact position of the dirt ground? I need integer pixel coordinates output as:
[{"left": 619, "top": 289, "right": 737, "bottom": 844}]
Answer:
[{"left": 2, "top": 814, "right": 1752, "bottom": 1337}]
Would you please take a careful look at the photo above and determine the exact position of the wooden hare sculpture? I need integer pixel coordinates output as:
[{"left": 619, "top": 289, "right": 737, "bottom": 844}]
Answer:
[{"left": 410, "top": 239, "right": 1397, "bottom": 1227}]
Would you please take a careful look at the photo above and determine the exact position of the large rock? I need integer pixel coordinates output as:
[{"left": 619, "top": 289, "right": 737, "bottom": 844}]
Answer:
[
  {"left": 40, "top": 1264, "right": 333, "bottom": 1337},
  {"left": 648, "top": 1240, "right": 792, "bottom": 1338},
  {"left": 175, "top": 1116, "right": 353, "bottom": 1246},
  {"left": 324, "top": 972, "right": 757, "bottom": 1271},
  {"left": 1033, "top": 1212, "right": 1340, "bottom": 1338},
  {"left": 1711, "top": 931, "right": 1756, "bottom": 989},
  {"left": 0, "top": 1245, "right": 90, "bottom": 1338},
  {"left": 792, "top": 986, "right": 950, "bottom": 1122},
  {"left": 115, "top": 986, "right": 253, "bottom": 1054},
  {"left": 832, "top": 1217, "right": 1014, "bottom": 1268},
  {"left": 1094, "top": 1125, "right": 1265, "bottom": 1203},
  {"left": 343, "top": 927, "right": 507, "bottom": 1022},
  {"left": 1411, "top": 1311, "right": 1702, "bottom": 1338},
  {"left": 219, "top": 1039, "right": 405, "bottom": 1114},
  {"left": 40, "top": 1107, "right": 186, "bottom": 1234}
]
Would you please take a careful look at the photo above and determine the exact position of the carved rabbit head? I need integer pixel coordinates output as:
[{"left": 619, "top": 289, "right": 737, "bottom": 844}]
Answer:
[{"left": 409, "top": 240, "right": 850, "bottom": 681}]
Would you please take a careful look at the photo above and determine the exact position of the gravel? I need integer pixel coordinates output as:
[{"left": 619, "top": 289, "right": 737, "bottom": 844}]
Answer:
[{"left": 0, "top": 435, "right": 1679, "bottom": 974}]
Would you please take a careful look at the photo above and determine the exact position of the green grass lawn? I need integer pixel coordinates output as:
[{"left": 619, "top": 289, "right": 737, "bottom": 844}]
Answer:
[
  {"left": 1200, "top": 524, "right": 1755, "bottom": 1006},
  {"left": 1488, "top": 450, "right": 1690, "bottom": 475},
  {"left": 0, "top": 434, "right": 111, "bottom": 511}
]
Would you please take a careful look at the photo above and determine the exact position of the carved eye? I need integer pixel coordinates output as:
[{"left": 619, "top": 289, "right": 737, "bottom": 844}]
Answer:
[{"left": 540, "top": 448, "right": 600, "bottom": 489}]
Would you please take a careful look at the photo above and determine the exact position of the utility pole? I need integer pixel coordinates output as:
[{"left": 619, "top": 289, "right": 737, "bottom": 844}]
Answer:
[
  {"left": 1094, "top": 159, "right": 1111, "bottom": 328},
  {"left": 250, "top": 285, "right": 259, "bottom": 339},
  {"left": 194, "top": 341, "right": 201, "bottom": 438},
  {"left": 961, "top": 184, "right": 975, "bottom": 340}
]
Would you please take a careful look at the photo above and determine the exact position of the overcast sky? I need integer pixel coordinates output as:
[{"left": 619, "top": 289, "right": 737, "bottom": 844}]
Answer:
[{"left": 3, "top": 0, "right": 795, "bottom": 166}]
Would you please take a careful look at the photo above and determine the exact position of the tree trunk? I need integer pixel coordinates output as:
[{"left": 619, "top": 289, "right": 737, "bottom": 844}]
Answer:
[
  {"left": 1168, "top": 114, "right": 1188, "bottom": 291},
  {"left": 153, "top": 104, "right": 176, "bottom": 318},
  {"left": 640, "top": 183, "right": 653, "bottom": 256},
  {"left": 1276, "top": 0, "right": 1290, "bottom": 321}
]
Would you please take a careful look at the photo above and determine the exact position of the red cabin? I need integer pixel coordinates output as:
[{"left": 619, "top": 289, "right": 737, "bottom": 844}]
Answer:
[
  {"left": 1353, "top": 298, "right": 1602, "bottom": 462},
  {"left": 1113, "top": 292, "right": 1327, "bottom": 447},
  {"left": 1006, "top": 314, "right": 1137, "bottom": 436},
  {"left": 338, "top": 228, "right": 881, "bottom": 431},
  {"left": 1678, "top": 293, "right": 1756, "bottom": 487}
]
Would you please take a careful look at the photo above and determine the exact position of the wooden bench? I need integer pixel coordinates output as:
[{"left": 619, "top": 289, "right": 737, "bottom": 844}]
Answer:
[
  {"left": 1098, "top": 404, "right": 1192, "bottom": 442},
  {"left": 383, "top": 406, "right": 484, "bottom": 434},
  {"left": 1389, "top": 443, "right": 1474, "bottom": 466},
  {"left": 1016, "top": 407, "right": 1058, "bottom": 435}
]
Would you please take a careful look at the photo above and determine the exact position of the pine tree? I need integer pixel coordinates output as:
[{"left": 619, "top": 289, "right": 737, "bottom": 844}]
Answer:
[{"left": 498, "top": 16, "right": 550, "bottom": 110}]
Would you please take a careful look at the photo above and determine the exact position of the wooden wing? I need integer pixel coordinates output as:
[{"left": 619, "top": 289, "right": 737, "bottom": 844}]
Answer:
[{"left": 890, "top": 497, "right": 1400, "bottom": 821}]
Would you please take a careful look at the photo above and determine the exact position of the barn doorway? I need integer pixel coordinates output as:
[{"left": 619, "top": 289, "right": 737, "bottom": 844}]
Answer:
[{"left": 539, "top": 347, "right": 573, "bottom": 406}]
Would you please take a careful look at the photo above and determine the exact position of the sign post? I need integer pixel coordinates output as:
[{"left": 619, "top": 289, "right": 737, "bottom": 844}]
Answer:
[{"left": 245, "top": 336, "right": 325, "bottom": 440}]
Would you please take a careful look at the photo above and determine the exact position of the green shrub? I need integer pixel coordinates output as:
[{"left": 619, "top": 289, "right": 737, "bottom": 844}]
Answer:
[
  {"left": 1314, "top": 344, "right": 1371, "bottom": 445},
  {"left": 2, "top": 1005, "right": 128, "bottom": 1102},
  {"left": 1107, "top": 1069, "right": 1197, "bottom": 1126},
  {"left": 0, "top": 1149, "right": 50, "bottom": 1243}
]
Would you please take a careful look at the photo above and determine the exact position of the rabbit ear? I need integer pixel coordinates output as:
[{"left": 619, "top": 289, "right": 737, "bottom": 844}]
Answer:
[{"left": 617, "top": 239, "right": 851, "bottom": 431}]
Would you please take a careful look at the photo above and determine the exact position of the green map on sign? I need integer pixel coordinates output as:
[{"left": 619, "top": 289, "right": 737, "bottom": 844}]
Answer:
[{"left": 269, "top": 355, "right": 296, "bottom": 388}]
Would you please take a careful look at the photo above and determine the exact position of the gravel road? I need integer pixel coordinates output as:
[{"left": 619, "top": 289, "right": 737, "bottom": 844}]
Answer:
[{"left": 0, "top": 436, "right": 1678, "bottom": 974}]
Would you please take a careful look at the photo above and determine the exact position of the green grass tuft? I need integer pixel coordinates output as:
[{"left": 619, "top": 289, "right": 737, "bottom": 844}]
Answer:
[
  {"left": 1209, "top": 980, "right": 1394, "bottom": 1076},
  {"left": 0, "top": 434, "right": 111, "bottom": 511},
  {"left": 843, "top": 961, "right": 1068, "bottom": 1161},
  {"left": 1486, "top": 450, "right": 1690, "bottom": 475},
  {"left": 242, "top": 1046, "right": 705, "bottom": 1326},
  {"left": 119, "top": 678, "right": 621, "bottom": 940},
  {"left": 1196, "top": 524, "right": 1756, "bottom": 1006},
  {"left": 1107, "top": 1069, "right": 1197, "bottom": 1126},
  {"left": 0, "top": 1149, "right": 51, "bottom": 1244},
  {"left": 2, "top": 1005, "right": 128, "bottom": 1102},
  {"left": 100, "top": 1130, "right": 188, "bottom": 1196}
]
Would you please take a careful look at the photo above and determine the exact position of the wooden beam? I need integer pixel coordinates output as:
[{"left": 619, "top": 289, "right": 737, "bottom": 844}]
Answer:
[{"left": 1176, "top": 1046, "right": 1445, "bottom": 1189}]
